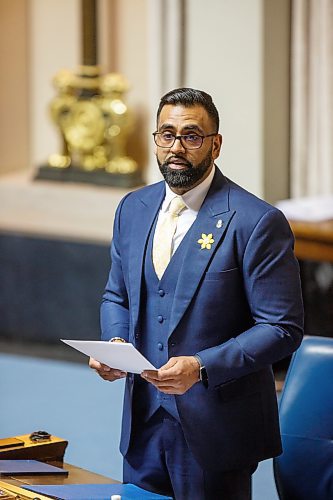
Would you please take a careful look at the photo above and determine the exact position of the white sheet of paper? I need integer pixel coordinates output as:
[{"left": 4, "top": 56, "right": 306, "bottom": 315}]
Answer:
[
  {"left": 276, "top": 196, "right": 333, "bottom": 222},
  {"left": 61, "top": 339, "right": 156, "bottom": 374}
]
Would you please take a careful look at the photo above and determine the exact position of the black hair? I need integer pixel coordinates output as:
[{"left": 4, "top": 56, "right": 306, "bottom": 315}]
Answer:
[{"left": 156, "top": 87, "right": 219, "bottom": 132}]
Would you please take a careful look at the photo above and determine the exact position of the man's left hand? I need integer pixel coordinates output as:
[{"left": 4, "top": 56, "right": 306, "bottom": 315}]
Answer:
[{"left": 141, "top": 356, "right": 200, "bottom": 395}]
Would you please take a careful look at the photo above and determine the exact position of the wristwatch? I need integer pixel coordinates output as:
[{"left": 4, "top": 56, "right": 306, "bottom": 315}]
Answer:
[{"left": 194, "top": 354, "right": 208, "bottom": 387}]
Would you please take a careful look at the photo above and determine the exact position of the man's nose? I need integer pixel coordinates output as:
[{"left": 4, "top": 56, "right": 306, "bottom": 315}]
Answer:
[{"left": 170, "top": 136, "right": 185, "bottom": 154}]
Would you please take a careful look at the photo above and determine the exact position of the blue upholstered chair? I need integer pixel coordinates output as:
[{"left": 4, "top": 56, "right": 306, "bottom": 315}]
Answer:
[{"left": 274, "top": 336, "right": 333, "bottom": 500}]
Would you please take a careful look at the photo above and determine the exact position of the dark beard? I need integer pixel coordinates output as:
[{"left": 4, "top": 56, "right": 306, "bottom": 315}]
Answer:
[{"left": 157, "top": 151, "right": 213, "bottom": 189}]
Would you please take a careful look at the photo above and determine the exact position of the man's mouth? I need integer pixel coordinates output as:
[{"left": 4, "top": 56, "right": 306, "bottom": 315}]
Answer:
[{"left": 166, "top": 158, "right": 191, "bottom": 169}]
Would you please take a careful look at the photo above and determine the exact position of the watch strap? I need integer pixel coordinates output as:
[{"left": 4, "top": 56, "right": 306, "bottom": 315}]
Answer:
[{"left": 194, "top": 354, "right": 208, "bottom": 388}]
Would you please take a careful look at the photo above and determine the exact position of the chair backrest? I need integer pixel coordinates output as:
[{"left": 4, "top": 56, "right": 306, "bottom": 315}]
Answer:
[{"left": 274, "top": 336, "right": 333, "bottom": 500}]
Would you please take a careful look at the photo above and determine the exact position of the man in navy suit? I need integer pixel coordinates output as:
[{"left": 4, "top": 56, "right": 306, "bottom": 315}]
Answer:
[{"left": 90, "top": 88, "right": 303, "bottom": 499}]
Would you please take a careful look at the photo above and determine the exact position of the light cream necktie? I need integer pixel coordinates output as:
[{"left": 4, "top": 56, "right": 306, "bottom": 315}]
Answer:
[{"left": 152, "top": 196, "right": 186, "bottom": 279}]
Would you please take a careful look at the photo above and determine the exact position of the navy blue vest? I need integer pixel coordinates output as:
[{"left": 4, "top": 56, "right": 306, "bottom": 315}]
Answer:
[{"left": 132, "top": 217, "right": 192, "bottom": 422}]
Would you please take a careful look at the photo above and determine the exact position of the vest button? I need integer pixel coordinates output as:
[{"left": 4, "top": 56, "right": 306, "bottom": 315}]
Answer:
[
  {"left": 157, "top": 315, "right": 164, "bottom": 323},
  {"left": 157, "top": 342, "right": 163, "bottom": 351},
  {"left": 158, "top": 289, "right": 165, "bottom": 297}
]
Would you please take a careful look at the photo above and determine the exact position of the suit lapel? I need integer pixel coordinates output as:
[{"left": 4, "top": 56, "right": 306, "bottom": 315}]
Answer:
[
  {"left": 169, "top": 169, "right": 235, "bottom": 336},
  {"left": 128, "top": 182, "right": 165, "bottom": 339}
]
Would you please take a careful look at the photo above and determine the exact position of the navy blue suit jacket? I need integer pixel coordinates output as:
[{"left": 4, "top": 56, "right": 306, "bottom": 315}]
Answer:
[{"left": 101, "top": 167, "right": 304, "bottom": 471}]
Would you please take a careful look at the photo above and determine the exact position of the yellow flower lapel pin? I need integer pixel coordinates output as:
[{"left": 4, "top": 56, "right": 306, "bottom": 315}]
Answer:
[{"left": 198, "top": 233, "right": 215, "bottom": 250}]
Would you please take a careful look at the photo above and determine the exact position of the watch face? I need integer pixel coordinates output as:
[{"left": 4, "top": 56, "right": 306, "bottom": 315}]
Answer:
[{"left": 200, "top": 366, "right": 208, "bottom": 385}]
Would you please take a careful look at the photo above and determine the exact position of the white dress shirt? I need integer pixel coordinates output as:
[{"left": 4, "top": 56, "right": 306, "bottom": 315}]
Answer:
[{"left": 154, "top": 165, "right": 216, "bottom": 255}]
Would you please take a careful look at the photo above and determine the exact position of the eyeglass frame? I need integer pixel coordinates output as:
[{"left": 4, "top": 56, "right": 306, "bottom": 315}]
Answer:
[{"left": 152, "top": 131, "right": 218, "bottom": 150}]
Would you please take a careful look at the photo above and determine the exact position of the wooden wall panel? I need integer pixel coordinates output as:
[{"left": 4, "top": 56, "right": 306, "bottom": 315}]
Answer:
[{"left": 0, "top": 0, "right": 29, "bottom": 174}]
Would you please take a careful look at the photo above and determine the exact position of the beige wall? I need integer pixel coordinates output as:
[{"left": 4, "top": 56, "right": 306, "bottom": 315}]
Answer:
[
  {"left": 110, "top": 0, "right": 150, "bottom": 174},
  {"left": 0, "top": 0, "right": 29, "bottom": 174},
  {"left": 186, "top": 0, "right": 290, "bottom": 202},
  {"left": 186, "top": 0, "right": 264, "bottom": 196},
  {"left": 29, "top": 0, "right": 80, "bottom": 170}
]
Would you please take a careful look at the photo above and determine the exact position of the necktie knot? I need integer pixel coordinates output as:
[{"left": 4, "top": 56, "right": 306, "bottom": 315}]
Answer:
[{"left": 168, "top": 196, "right": 186, "bottom": 216}]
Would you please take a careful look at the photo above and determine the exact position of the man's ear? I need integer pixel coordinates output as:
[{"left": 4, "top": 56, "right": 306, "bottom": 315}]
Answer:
[{"left": 212, "top": 134, "right": 223, "bottom": 160}]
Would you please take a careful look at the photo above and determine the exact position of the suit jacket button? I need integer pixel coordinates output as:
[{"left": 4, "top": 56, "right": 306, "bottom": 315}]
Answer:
[
  {"left": 157, "top": 342, "right": 163, "bottom": 351},
  {"left": 158, "top": 289, "right": 165, "bottom": 297},
  {"left": 157, "top": 315, "right": 164, "bottom": 323}
]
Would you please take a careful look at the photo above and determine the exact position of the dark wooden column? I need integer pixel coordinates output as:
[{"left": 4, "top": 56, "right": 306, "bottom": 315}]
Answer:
[{"left": 82, "top": 0, "right": 98, "bottom": 66}]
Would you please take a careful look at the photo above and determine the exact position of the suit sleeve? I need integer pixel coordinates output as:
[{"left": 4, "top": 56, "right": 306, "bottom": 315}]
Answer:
[
  {"left": 197, "top": 208, "right": 304, "bottom": 388},
  {"left": 100, "top": 195, "right": 130, "bottom": 341}
]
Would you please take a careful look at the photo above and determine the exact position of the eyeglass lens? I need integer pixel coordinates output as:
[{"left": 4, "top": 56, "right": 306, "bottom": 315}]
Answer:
[{"left": 155, "top": 132, "right": 203, "bottom": 149}]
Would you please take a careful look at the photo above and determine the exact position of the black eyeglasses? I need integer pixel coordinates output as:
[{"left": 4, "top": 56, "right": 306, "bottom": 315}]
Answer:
[{"left": 153, "top": 131, "right": 217, "bottom": 150}]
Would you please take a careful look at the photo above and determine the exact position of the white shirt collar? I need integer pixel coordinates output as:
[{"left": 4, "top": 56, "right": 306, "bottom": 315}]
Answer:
[{"left": 162, "top": 164, "right": 216, "bottom": 213}]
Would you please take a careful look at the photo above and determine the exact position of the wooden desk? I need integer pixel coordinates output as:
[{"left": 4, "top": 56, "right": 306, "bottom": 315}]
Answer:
[
  {"left": 2, "top": 462, "right": 116, "bottom": 488},
  {"left": 1, "top": 462, "right": 118, "bottom": 498},
  {"left": 289, "top": 219, "right": 333, "bottom": 263}
]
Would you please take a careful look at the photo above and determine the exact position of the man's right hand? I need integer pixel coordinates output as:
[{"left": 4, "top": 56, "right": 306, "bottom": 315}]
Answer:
[{"left": 89, "top": 357, "right": 127, "bottom": 382}]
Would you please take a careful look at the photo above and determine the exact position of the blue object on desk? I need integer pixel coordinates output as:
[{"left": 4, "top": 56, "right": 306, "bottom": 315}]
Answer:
[
  {"left": 0, "top": 460, "right": 68, "bottom": 476},
  {"left": 23, "top": 483, "right": 173, "bottom": 499}
]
